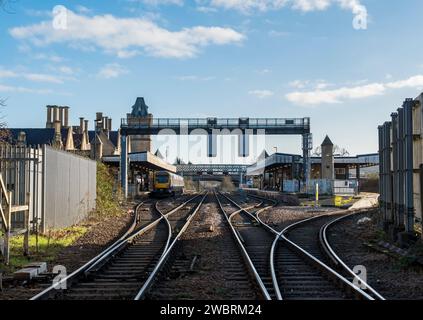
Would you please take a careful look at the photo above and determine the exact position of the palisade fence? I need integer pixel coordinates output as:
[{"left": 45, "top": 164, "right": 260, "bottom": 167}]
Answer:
[
  {"left": 0, "top": 144, "right": 96, "bottom": 264},
  {"left": 378, "top": 93, "right": 423, "bottom": 240}
]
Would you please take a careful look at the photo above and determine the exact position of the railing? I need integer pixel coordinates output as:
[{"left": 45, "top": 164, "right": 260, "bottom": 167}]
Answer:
[
  {"left": 176, "top": 164, "right": 248, "bottom": 174},
  {"left": 121, "top": 117, "right": 310, "bottom": 129},
  {"left": 0, "top": 174, "right": 30, "bottom": 265}
]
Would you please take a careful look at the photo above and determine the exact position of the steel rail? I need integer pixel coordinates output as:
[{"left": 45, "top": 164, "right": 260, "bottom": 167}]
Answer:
[
  {"left": 279, "top": 214, "right": 375, "bottom": 300},
  {"left": 83, "top": 195, "right": 202, "bottom": 274},
  {"left": 134, "top": 192, "right": 208, "bottom": 300},
  {"left": 219, "top": 192, "right": 284, "bottom": 300},
  {"left": 244, "top": 195, "right": 285, "bottom": 300},
  {"left": 215, "top": 191, "right": 272, "bottom": 300},
  {"left": 320, "top": 210, "right": 385, "bottom": 300},
  {"left": 224, "top": 192, "right": 376, "bottom": 300},
  {"left": 30, "top": 194, "right": 201, "bottom": 300}
]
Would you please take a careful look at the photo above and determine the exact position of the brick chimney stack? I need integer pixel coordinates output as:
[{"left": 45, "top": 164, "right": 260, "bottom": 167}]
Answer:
[
  {"left": 96, "top": 112, "right": 103, "bottom": 132},
  {"left": 53, "top": 120, "right": 63, "bottom": 149},
  {"left": 63, "top": 106, "right": 70, "bottom": 128},
  {"left": 53, "top": 106, "right": 59, "bottom": 123},
  {"left": 108, "top": 118, "right": 112, "bottom": 131},
  {"left": 79, "top": 117, "right": 85, "bottom": 134},
  {"left": 46, "top": 106, "right": 53, "bottom": 128},
  {"left": 59, "top": 107, "right": 64, "bottom": 127}
]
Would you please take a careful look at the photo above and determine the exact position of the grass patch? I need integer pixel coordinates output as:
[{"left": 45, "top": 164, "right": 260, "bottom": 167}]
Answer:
[{"left": 0, "top": 226, "right": 87, "bottom": 274}]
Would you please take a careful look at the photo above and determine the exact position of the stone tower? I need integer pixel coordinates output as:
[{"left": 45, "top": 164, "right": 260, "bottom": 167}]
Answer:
[
  {"left": 127, "top": 97, "right": 153, "bottom": 153},
  {"left": 321, "top": 135, "right": 334, "bottom": 180}
]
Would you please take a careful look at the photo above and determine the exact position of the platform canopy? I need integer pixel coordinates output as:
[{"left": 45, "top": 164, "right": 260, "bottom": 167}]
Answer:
[
  {"left": 246, "top": 153, "right": 379, "bottom": 176},
  {"left": 103, "top": 151, "right": 176, "bottom": 173}
]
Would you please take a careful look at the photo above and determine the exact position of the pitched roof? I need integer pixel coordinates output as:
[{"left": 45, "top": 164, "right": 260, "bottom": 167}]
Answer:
[
  {"left": 321, "top": 135, "right": 333, "bottom": 146},
  {"left": 8, "top": 128, "right": 55, "bottom": 146},
  {"left": 131, "top": 97, "right": 149, "bottom": 117},
  {"left": 88, "top": 130, "right": 119, "bottom": 147}
]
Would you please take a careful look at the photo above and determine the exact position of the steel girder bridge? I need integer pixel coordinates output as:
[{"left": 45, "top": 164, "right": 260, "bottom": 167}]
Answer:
[
  {"left": 176, "top": 164, "right": 248, "bottom": 183},
  {"left": 120, "top": 117, "right": 312, "bottom": 197}
]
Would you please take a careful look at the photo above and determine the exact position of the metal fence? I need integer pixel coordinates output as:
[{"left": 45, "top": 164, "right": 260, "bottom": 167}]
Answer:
[
  {"left": 43, "top": 146, "right": 96, "bottom": 230},
  {"left": 378, "top": 93, "right": 423, "bottom": 238},
  {"left": 0, "top": 145, "right": 96, "bottom": 233},
  {"left": 0, "top": 145, "right": 42, "bottom": 230},
  {"left": 282, "top": 179, "right": 358, "bottom": 195}
]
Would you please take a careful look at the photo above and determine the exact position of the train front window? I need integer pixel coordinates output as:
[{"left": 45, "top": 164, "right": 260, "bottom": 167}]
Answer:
[{"left": 156, "top": 175, "right": 169, "bottom": 183}]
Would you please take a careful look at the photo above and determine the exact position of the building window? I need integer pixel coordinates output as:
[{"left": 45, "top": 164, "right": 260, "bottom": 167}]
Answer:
[{"left": 335, "top": 168, "right": 346, "bottom": 175}]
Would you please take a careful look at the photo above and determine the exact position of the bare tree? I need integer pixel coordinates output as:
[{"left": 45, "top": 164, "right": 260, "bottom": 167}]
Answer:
[
  {"left": 0, "top": 98, "right": 10, "bottom": 142},
  {"left": 312, "top": 145, "right": 350, "bottom": 157},
  {"left": 333, "top": 145, "right": 350, "bottom": 157}
]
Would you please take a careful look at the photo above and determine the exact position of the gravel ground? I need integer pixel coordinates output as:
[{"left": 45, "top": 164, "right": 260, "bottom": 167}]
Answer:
[
  {"left": 0, "top": 202, "right": 136, "bottom": 300},
  {"left": 328, "top": 212, "right": 423, "bottom": 300},
  {"left": 259, "top": 204, "right": 338, "bottom": 232}
]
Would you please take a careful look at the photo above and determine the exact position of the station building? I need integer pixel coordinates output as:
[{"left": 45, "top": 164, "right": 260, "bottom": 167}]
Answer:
[{"left": 246, "top": 136, "right": 379, "bottom": 195}]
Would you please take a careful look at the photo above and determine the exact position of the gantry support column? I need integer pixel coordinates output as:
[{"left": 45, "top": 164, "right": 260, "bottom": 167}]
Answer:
[
  {"left": 120, "top": 133, "right": 128, "bottom": 198},
  {"left": 207, "top": 131, "right": 217, "bottom": 158},
  {"left": 238, "top": 130, "right": 251, "bottom": 157}
]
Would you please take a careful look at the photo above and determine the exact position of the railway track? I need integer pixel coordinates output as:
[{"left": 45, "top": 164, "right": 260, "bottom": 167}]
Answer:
[
  {"left": 320, "top": 210, "right": 385, "bottom": 300},
  {"left": 145, "top": 193, "right": 258, "bottom": 300},
  {"left": 30, "top": 194, "right": 204, "bottom": 300},
  {"left": 29, "top": 188, "right": 384, "bottom": 301},
  {"left": 215, "top": 191, "right": 276, "bottom": 300},
  {"left": 219, "top": 191, "right": 381, "bottom": 300}
]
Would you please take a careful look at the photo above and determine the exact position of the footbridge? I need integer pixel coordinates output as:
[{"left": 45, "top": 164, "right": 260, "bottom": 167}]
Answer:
[{"left": 120, "top": 116, "right": 312, "bottom": 197}]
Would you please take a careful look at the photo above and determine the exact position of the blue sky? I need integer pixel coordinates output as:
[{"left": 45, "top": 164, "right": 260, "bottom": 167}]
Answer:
[{"left": 1, "top": 0, "right": 423, "bottom": 163}]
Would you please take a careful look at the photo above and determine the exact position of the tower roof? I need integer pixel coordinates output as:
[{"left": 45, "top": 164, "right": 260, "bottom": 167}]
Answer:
[
  {"left": 131, "top": 97, "right": 149, "bottom": 117},
  {"left": 321, "top": 135, "right": 333, "bottom": 146}
]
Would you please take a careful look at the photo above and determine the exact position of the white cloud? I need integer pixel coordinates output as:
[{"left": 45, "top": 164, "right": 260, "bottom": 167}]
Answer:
[
  {"left": 196, "top": 6, "right": 218, "bottom": 13},
  {"left": 97, "top": 63, "right": 129, "bottom": 79},
  {"left": 386, "top": 75, "right": 423, "bottom": 90},
  {"left": 256, "top": 68, "right": 271, "bottom": 75},
  {"left": 24, "top": 73, "right": 64, "bottom": 84},
  {"left": 175, "top": 75, "right": 216, "bottom": 81},
  {"left": 0, "top": 70, "right": 18, "bottom": 78},
  {"left": 0, "top": 67, "right": 69, "bottom": 84},
  {"left": 0, "top": 84, "right": 53, "bottom": 95},
  {"left": 268, "top": 30, "right": 291, "bottom": 37},
  {"left": 128, "top": 0, "right": 183, "bottom": 5},
  {"left": 286, "top": 74, "right": 423, "bottom": 106},
  {"left": 33, "top": 53, "right": 64, "bottom": 63},
  {"left": 75, "top": 5, "right": 92, "bottom": 14},
  {"left": 57, "top": 66, "right": 75, "bottom": 75},
  {"left": 289, "top": 79, "right": 310, "bottom": 89},
  {"left": 10, "top": 8, "right": 245, "bottom": 59},
  {"left": 208, "top": 0, "right": 364, "bottom": 15},
  {"left": 248, "top": 89, "right": 275, "bottom": 98},
  {"left": 286, "top": 83, "right": 385, "bottom": 105}
]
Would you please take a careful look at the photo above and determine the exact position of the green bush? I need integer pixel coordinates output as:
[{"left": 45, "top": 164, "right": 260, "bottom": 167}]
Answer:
[{"left": 94, "top": 162, "right": 123, "bottom": 217}]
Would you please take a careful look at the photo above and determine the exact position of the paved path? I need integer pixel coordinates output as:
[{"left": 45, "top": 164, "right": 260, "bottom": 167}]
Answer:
[{"left": 349, "top": 193, "right": 379, "bottom": 210}]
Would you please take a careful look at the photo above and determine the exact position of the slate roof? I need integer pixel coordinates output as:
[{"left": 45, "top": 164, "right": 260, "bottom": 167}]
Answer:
[
  {"left": 7, "top": 128, "right": 56, "bottom": 146},
  {"left": 321, "top": 135, "right": 334, "bottom": 146},
  {"left": 131, "top": 97, "right": 149, "bottom": 117}
]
